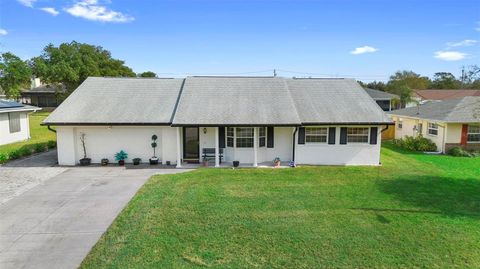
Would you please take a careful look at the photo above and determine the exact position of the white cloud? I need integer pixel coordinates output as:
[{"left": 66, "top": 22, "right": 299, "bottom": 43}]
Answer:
[
  {"left": 0, "top": 28, "right": 7, "bottom": 36},
  {"left": 65, "top": 0, "right": 134, "bottom": 23},
  {"left": 434, "top": 51, "right": 467, "bottom": 61},
  {"left": 446, "top": 39, "right": 477, "bottom": 47},
  {"left": 350, "top": 46, "right": 378, "bottom": 55},
  {"left": 17, "top": 0, "right": 36, "bottom": 7},
  {"left": 40, "top": 7, "right": 59, "bottom": 16}
]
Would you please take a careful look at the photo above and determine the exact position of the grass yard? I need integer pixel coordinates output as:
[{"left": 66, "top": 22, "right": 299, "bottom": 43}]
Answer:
[
  {"left": 81, "top": 142, "right": 480, "bottom": 268},
  {"left": 0, "top": 111, "right": 55, "bottom": 156}
]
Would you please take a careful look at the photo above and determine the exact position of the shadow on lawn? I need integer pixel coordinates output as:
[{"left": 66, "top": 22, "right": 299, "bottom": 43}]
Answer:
[{"left": 374, "top": 175, "right": 480, "bottom": 218}]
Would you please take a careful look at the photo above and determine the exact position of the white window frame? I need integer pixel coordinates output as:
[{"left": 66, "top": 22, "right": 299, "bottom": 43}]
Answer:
[
  {"left": 305, "top": 127, "right": 328, "bottom": 143},
  {"left": 226, "top": 127, "right": 234, "bottom": 147},
  {"left": 347, "top": 127, "right": 369, "bottom": 143},
  {"left": 8, "top": 113, "right": 21, "bottom": 133},
  {"left": 236, "top": 127, "right": 254, "bottom": 148},
  {"left": 259, "top": 127, "right": 266, "bottom": 147},
  {"left": 467, "top": 124, "right": 480, "bottom": 143},
  {"left": 428, "top": 122, "right": 438, "bottom": 136}
]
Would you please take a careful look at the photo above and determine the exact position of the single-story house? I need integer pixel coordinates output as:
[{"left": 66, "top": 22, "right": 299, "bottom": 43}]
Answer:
[
  {"left": 20, "top": 78, "right": 65, "bottom": 108},
  {"left": 388, "top": 96, "right": 480, "bottom": 153},
  {"left": 43, "top": 76, "right": 393, "bottom": 167},
  {"left": 364, "top": 88, "right": 400, "bottom": 111},
  {"left": 406, "top": 89, "right": 480, "bottom": 107},
  {"left": 0, "top": 100, "right": 40, "bottom": 146}
]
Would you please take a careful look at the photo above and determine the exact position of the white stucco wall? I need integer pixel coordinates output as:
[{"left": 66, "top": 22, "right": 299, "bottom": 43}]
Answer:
[
  {"left": 295, "top": 126, "right": 382, "bottom": 166},
  {"left": 56, "top": 126, "right": 179, "bottom": 165},
  {"left": 56, "top": 125, "right": 383, "bottom": 166},
  {"left": 0, "top": 112, "right": 31, "bottom": 146}
]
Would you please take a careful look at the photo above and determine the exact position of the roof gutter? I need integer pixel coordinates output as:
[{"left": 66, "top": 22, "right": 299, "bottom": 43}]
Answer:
[{"left": 40, "top": 122, "right": 172, "bottom": 126}]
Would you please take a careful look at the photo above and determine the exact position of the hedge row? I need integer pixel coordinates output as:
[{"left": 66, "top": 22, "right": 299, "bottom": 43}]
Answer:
[{"left": 0, "top": 140, "right": 56, "bottom": 164}]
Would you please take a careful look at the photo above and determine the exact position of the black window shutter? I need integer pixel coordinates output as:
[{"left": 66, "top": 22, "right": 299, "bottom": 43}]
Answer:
[
  {"left": 370, "top": 127, "right": 378, "bottom": 145},
  {"left": 267, "top": 126, "right": 274, "bottom": 148},
  {"left": 328, "top": 127, "right": 336, "bottom": 144},
  {"left": 298, "top": 127, "right": 305, "bottom": 144},
  {"left": 340, "top": 127, "right": 347, "bottom": 144},
  {"left": 219, "top": 126, "right": 226, "bottom": 148}
]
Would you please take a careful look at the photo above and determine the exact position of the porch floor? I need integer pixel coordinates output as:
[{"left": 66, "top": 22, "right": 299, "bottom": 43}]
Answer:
[{"left": 179, "top": 161, "right": 292, "bottom": 169}]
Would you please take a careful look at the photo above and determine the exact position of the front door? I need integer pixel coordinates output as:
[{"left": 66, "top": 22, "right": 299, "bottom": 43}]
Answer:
[{"left": 183, "top": 127, "right": 199, "bottom": 163}]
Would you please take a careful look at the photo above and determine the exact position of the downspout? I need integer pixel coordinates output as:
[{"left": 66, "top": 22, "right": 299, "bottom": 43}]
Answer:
[
  {"left": 47, "top": 125, "right": 56, "bottom": 133},
  {"left": 292, "top": 127, "right": 298, "bottom": 163}
]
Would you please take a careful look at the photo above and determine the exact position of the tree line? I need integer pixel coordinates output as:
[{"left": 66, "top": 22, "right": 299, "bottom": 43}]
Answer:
[
  {"left": 0, "top": 41, "right": 157, "bottom": 98},
  {"left": 358, "top": 68, "right": 480, "bottom": 106}
]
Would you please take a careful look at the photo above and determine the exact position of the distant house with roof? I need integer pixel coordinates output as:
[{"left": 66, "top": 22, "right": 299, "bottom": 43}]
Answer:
[
  {"left": 43, "top": 76, "right": 393, "bottom": 166},
  {"left": 388, "top": 96, "right": 480, "bottom": 153},
  {"left": 20, "top": 78, "right": 65, "bottom": 108},
  {"left": 364, "top": 88, "right": 399, "bottom": 111},
  {"left": 407, "top": 89, "right": 480, "bottom": 107},
  {"left": 0, "top": 100, "right": 40, "bottom": 146}
]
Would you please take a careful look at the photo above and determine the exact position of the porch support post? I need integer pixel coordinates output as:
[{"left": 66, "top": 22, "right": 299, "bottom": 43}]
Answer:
[
  {"left": 215, "top": 127, "right": 220, "bottom": 167},
  {"left": 389, "top": 101, "right": 392, "bottom": 111},
  {"left": 253, "top": 127, "right": 258, "bottom": 167},
  {"left": 176, "top": 127, "right": 182, "bottom": 168}
]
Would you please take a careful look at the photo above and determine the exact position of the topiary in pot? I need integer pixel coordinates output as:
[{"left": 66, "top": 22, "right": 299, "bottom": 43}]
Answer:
[{"left": 149, "top": 134, "right": 159, "bottom": 165}]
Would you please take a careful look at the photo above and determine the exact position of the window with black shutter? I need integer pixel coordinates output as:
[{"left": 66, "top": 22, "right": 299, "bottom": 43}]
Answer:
[
  {"left": 340, "top": 127, "right": 347, "bottom": 144},
  {"left": 370, "top": 127, "right": 378, "bottom": 145},
  {"left": 267, "top": 126, "right": 274, "bottom": 148},
  {"left": 298, "top": 127, "right": 305, "bottom": 144},
  {"left": 328, "top": 127, "right": 336, "bottom": 144}
]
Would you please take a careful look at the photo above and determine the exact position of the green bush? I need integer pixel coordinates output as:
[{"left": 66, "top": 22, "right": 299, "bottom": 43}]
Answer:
[
  {"left": 0, "top": 153, "right": 7, "bottom": 164},
  {"left": 47, "top": 140, "right": 56, "bottom": 149},
  {"left": 34, "top": 143, "right": 47, "bottom": 153},
  {"left": 448, "top": 147, "right": 479, "bottom": 157},
  {"left": 393, "top": 135, "right": 437, "bottom": 152}
]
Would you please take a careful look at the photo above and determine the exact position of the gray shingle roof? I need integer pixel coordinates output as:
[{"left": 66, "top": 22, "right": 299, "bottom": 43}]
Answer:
[
  {"left": 172, "top": 77, "right": 301, "bottom": 125},
  {"left": 44, "top": 77, "right": 184, "bottom": 125},
  {"left": 0, "top": 100, "right": 39, "bottom": 114},
  {"left": 388, "top": 96, "right": 480, "bottom": 123},
  {"left": 287, "top": 79, "right": 392, "bottom": 124},
  {"left": 364, "top": 88, "right": 399, "bottom": 100},
  {"left": 44, "top": 76, "right": 393, "bottom": 126}
]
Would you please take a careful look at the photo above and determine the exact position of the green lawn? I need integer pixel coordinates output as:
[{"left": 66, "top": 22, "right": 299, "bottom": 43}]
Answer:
[
  {"left": 0, "top": 111, "right": 55, "bottom": 156},
  {"left": 81, "top": 142, "right": 480, "bottom": 268}
]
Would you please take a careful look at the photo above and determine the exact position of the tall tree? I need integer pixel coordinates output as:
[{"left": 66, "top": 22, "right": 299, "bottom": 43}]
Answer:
[
  {"left": 430, "top": 72, "right": 461, "bottom": 89},
  {"left": 31, "top": 41, "right": 135, "bottom": 93},
  {"left": 389, "top": 70, "right": 431, "bottom": 89},
  {"left": 0, "top": 52, "right": 32, "bottom": 98},
  {"left": 386, "top": 80, "right": 413, "bottom": 107},
  {"left": 138, "top": 71, "right": 157, "bottom": 78}
]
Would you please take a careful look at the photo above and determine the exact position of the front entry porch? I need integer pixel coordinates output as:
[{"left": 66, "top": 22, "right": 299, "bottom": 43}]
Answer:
[{"left": 175, "top": 126, "right": 294, "bottom": 168}]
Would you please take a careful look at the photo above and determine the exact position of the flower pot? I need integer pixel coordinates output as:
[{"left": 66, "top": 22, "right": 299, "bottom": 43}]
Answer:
[
  {"left": 203, "top": 160, "right": 209, "bottom": 167},
  {"left": 149, "top": 157, "right": 159, "bottom": 165},
  {"left": 101, "top": 158, "right": 109, "bottom": 166},
  {"left": 233, "top": 161, "right": 240, "bottom": 167},
  {"left": 133, "top": 158, "right": 141, "bottom": 165},
  {"left": 274, "top": 161, "right": 281, "bottom": 167},
  {"left": 79, "top": 158, "right": 91, "bottom": 166},
  {"left": 166, "top": 161, "right": 171, "bottom": 166},
  {"left": 118, "top": 160, "right": 125, "bottom": 166}
]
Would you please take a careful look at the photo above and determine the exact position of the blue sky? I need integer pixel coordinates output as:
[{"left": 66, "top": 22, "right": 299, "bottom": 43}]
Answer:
[{"left": 0, "top": 0, "right": 479, "bottom": 81}]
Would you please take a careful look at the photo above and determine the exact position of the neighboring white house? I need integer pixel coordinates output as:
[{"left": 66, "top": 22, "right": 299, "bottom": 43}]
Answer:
[
  {"left": 43, "top": 76, "right": 393, "bottom": 166},
  {"left": 406, "top": 89, "right": 480, "bottom": 108},
  {"left": 389, "top": 96, "right": 480, "bottom": 153},
  {"left": 0, "top": 100, "right": 40, "bottom": 146}
]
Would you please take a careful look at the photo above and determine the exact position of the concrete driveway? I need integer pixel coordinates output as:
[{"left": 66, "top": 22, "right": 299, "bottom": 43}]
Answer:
[{"left": 0, "top": 152, "right": 190, "bottom": 269}]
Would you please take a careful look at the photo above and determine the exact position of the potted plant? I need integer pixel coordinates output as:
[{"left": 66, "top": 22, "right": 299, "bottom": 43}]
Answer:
[
  {"left": 101, "top": 158, "right": 109, "bottom": 166},
  {"left": 79, "top": 133, "right": 91, "bottom": 166},
  {"left": 115, "top": 150, "right": 128, "bottom": 166},
  {"left": 203, "top": 157, "right": 209, "bottom": 167},
  {"left": 149, "top": 135, "right": 159, "bottom": 165},
  {"left": 133, "top": 158, "right": 141, "bottom": 165},
  {"left": 273, "top": 157, "right": 281, "bottom": 167},
  {"left": 233, "top": 160, "right": 240, "bottom": 168}
]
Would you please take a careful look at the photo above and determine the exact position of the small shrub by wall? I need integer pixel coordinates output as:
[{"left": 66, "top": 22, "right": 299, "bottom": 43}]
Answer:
[
  {"left": 393, "top": 135, "right": 437, "bottom": 152},
  {"left": 448, "top": 147, "right": 480, "bottom": 157}
]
